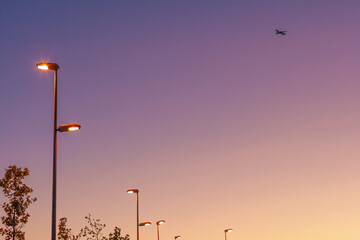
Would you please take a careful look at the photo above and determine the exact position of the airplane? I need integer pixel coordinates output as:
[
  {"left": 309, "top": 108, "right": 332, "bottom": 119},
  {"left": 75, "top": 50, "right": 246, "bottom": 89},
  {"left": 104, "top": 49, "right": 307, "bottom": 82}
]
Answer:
[{"left": 276, "top": 29, "right": 287, "bottom": 35}]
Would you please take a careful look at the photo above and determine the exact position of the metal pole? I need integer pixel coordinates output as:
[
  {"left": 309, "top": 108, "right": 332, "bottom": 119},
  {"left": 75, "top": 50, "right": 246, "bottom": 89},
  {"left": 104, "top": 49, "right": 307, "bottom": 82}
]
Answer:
[
  {"left": 51, "top": 69, "right": 58, "bottom": 240},
  {"left": 224, "top": 232, "right": 227, "bottom": 240},
  {"left": 157, "top": 224, "right": 160, "bottom": 240},
  {"left": 136, "top": 192, "right": 139, "bottom": 240}
]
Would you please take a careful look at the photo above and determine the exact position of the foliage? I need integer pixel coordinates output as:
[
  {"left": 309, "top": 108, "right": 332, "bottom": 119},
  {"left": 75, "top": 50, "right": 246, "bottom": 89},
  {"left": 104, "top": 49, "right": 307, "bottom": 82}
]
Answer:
[
  {"left": 81, "top": 214, "right": 107, "bottom": 240},
  {"left": 58, "top": 215, "right": 130, "bottom": 240},
  {"left": 58, "top": 217, "right": 82, "bottom": 240},
  {"left": 0, "top": 165, "right": 37, "bottom": 240},
  {"left": 108, "top": 227, "right": 130, "bottom": 240}
]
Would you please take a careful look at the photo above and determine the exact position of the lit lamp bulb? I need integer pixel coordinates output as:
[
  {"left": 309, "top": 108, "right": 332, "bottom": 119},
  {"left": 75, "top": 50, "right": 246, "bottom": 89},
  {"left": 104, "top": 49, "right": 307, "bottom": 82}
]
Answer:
[{"left": 37, "top": 64, "right": 49, "bottom": 70}]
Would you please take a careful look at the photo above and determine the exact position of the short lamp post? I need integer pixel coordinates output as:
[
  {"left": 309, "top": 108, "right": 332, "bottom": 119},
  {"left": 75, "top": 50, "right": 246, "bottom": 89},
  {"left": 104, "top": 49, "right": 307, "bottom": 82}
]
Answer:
[
  {"left": 156, "top": 220, "right": 165, "bottom": 240},
  {"left": 36, "top": 62, "right": 81, "bottom": 240},
  {"left": 224, "top": 229, "right": 233, "bottom": 240}
]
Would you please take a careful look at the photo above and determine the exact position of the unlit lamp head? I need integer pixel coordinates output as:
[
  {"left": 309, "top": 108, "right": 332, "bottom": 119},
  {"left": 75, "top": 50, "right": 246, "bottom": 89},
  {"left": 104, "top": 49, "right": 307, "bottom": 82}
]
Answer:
[
  {"left": 139, "top": 222, "right": 151, "bottom": 227},
  {"left": 36, "top": 62, "right": 60, "bottom": 71},
  {"left": 57, "top": 124, "right": 81, "bottom": 132}
]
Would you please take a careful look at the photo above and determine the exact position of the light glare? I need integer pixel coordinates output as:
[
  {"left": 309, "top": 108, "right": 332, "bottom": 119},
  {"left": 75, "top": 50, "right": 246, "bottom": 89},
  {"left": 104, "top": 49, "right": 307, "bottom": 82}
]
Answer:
[
  {"left": 139, "top": 222, "right": 151, "bottom": 226},
  {"left": 68, "top": 126, "right": 80, "bottom": 131},
  {"left": 37, "top": 64, "right": 49, "bottom": 70}
]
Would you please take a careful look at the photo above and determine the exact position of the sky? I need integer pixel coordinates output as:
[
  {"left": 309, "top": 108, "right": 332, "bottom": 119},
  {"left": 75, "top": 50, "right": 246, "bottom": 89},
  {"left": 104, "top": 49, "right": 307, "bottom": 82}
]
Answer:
[{"left": 1, "top": 0, "right": 360, "bottom": 240}]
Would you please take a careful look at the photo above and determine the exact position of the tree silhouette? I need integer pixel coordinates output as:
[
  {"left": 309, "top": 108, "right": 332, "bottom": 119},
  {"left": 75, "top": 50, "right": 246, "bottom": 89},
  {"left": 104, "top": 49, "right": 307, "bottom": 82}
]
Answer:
[
  {"left": 108, "top": 227, "right": 130, "bottom": 240},
  {"left": 81, "top": 214, "right": 107, "bottom": 240},
  {"left": 0, "top": 166, "right": 37, "bottom": 240},
  {"left": 58, "top": 214, "right": 130, "bottom": 240},
  {"left": 58, "top": 217, "right": 82, "bottom": 240}
]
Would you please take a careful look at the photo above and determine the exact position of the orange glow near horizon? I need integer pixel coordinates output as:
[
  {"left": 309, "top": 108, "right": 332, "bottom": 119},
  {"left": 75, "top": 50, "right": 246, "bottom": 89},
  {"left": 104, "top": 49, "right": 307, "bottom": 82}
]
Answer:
[{"left": 7, "top": 2, "right": 360, "bottom": 240}]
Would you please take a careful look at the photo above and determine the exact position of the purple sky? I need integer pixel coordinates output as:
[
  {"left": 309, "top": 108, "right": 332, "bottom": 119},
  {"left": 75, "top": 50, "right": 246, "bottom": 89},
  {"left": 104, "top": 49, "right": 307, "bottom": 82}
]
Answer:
[{"left": 1, "top": 1, "right": 360, "bottom": 240}]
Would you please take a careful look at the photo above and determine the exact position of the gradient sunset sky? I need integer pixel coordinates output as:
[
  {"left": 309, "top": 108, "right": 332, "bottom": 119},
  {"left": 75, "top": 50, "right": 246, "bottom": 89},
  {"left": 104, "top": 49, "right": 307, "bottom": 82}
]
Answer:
[{"left": 1, "top": 1, "right": 360, "bottom": 240}]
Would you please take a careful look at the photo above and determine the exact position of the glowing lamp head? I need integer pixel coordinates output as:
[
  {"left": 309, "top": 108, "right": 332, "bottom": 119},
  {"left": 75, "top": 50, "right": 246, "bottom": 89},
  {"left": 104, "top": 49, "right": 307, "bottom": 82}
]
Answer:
[
  {"left": 127, "top": 189, "right": 139, "bottom": 194},
  {"left": 57, "top": 124, "right": 81, "bottom": 133},
  {"left": 225, "top": 229, "right": 233, "bottom": 233},
  {"left": 36, "top": 62, "right": 59, "bottom": 71},
  {"left": 68, "top": 126, "right": 80, "bottom": 131},
  {"left": 139, "top": 222, "right": 151, "bottom": 226},
  {"left": 156, "top": 220, "right": 165, "bottom": 225},
  {"left": 175, "top": 236, "right": 181, "bottom": 239},
  {"left": 37, "top": 64, "right": 48, "bottom": 70}
]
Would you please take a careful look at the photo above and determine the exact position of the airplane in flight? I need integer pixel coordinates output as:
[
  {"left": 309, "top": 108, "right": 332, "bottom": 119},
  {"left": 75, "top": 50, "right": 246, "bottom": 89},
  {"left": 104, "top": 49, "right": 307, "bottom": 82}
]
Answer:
[{"left": 276, "top": 29, "right": 287, "bottom": 35}]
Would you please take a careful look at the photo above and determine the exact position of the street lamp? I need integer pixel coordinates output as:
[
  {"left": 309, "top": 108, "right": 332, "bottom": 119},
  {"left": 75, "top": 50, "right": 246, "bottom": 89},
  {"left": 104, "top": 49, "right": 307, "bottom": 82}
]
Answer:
[
  {"left": 174, "top": 235, "right": 181, "bottom": 240},
  {"left": 37, "top": 62, "right": 59, "bottom": 71},
  {"left": 156, "top": 220, "right": 165, "bottom": 240},
  {"left": 224, "top": 229, "right": 233, "bottom": 240},
  {"left": 139, "top": 222, "right": 151, "bottom": 227},
  {"left": 127, "top": 189, "right": 140, "bottom": 240},
  {"left": 58, "top": 124, "right": 81, "bottom": 132},
  {"left": 36, "top": 62, "right": 81, "bottom": 240}
]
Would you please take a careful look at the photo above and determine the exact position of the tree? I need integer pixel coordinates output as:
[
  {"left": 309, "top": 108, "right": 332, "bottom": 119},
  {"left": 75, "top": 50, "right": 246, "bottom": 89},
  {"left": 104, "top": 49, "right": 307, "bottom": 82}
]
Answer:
[
  {"left": 81, "top": 214, "right": 107, "bottom": 240},
  {"left": 58, "top": 217, "right": 82, "bottom": 240},
  {"left": 0, "top": 166, "right": 37, "bottom": 240},
  {"left": 108, "top": 227, "right": 129, "bottom": 240},
  {"left": 58, "top": 214, "right": 130, "bottom": 240}
]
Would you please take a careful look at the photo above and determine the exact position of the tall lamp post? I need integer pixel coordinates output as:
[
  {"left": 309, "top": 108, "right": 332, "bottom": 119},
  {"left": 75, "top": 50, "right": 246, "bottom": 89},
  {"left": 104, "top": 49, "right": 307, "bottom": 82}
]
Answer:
[
  {"left": 174, "top": 235, "right": 181, "bottom": 240},
  {"left": 224, "top": 229, "right": 233, "bottom": 240},
  {"left": 127, "top": 189, "right": 140, "bottom": 240},
  {"left": 156, "top": 220, "right": 165, "bottom": 240},
  {"left": 36, "top": 62, "right": 81, "bottom": 240}
]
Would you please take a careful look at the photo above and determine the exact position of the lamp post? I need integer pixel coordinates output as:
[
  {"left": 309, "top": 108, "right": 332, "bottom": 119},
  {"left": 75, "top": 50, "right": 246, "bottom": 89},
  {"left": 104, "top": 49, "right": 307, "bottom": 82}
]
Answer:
[
  {"left": 224, "top": 229, "right": 233, "bottom": 240},
  {"left": 139, "top": 221, "right": 151, "bottom": 237},
  {"left": 156, "top": 220, "right": 165, "bottom": 240},
  {"left": 174, "top": 235, "right": 181, "bottom": 240},
  {"left": 36, "top": 62, "right": 81, "bottom": 240},
  {"left": 127, "top": 189, "right": 140, "bottom": 240}
]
